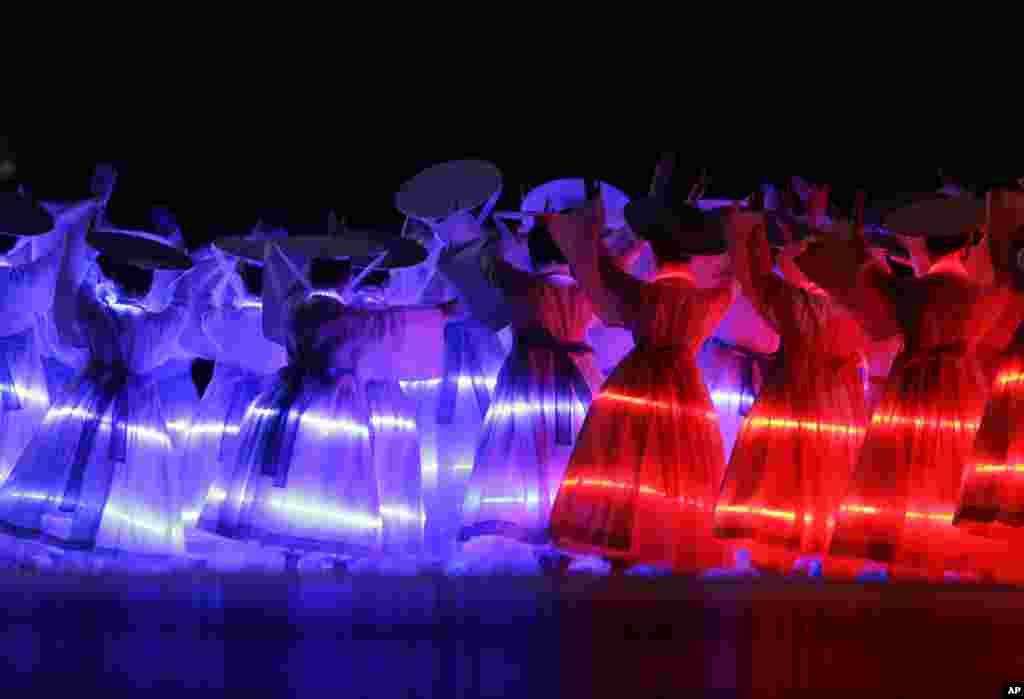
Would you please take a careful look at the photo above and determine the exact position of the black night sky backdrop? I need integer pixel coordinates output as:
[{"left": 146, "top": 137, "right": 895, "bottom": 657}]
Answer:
[{"left": 6, "top": 134, "right": 1012, "bottom": 250}]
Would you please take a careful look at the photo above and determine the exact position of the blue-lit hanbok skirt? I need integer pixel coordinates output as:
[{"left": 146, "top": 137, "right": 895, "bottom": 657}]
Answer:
[
  {"left": 180, "top": 362, "right": 272, "bottom": 560},
  {"left": 459, "top": 330, "right": 600, "bottom": 545},
  {"left": 0, "top": 327, "right": 52, "bottom": 488},
  {"left": 401, "top": 318, "right": 508, "bottom": 560},
  {"left": 697, "top": 338, "right": 781, "bottom": 461},
  {"left": 196, "top": 367, "right": 382, "bottom": 558},
  {"left": 0, "top": 361, "right": 185, "bottom": 569}
]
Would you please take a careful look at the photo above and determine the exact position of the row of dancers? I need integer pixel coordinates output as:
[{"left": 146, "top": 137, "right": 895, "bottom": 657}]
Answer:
[{"left": 1, "top": 157, "right": 1023, "bottom": 584}]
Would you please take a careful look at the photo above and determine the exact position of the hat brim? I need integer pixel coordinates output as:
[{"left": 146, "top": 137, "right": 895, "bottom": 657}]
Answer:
[
  {"left": 88, "top": 229, "right": 193, "bottom": 270},
  {"left": 625, "top": 199, "right": 728, "bottom": 255},
  {"left": 396, "top": 160, "right": 502, "bottom": 221},
  {"left": 0, "top": 192, "right": 54, "bottom": 236},
  {"left": 881, "top": 195, "right": 985, "bottom": 238},
  {"left": 217, "top": 235, "right": 427, "bottom": 269}
]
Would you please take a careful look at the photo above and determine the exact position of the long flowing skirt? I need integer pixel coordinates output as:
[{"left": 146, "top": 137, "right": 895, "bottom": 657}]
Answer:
[
  {"left": 550, "top": 348, "right": 730, "bottom": 572},
  {"left": 196, "top": 371, "right": 381, "bottom": 558},
  {"left": 713, "top": 358, "right": 867, "bottom": 570},
  {"left": 460, "top": 341, "right": 598, "bottom": 545},
  {"left": 697, "top": 339, "right": 779, "bottom": 462},
  {"left": 366, "top": 379, "right": 425, "bottom": 557},
  {"left": 0, "top": 362, "right": 185, "bottom": 567},
  {"left": 151, "top": 358, "right": 200, "bottom": 450},
  {"left": 829, "top": 351, "right": 1010, "bottom": 577},
  {"left": 180, "top": 363, "right": 271, "bottom": 560},
  {"left": 401, "top": 319, "right": 507, "bottom": 560},
  {"left": 955, "top": 348, "right": 1024, "bottom": 545},
  {"left": 0, "top": 328, "right": 51, "bottom": 487}
]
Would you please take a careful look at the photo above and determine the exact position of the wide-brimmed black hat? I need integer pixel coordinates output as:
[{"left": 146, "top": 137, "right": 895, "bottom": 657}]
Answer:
[
  {"left": 87, "top": 227, "right": 193, "bottom": 270},
  {"left": 877, "top": 193, "right": 985, "bottom": 238},
  {"left": 216, "top": 225, "right": 427, "bottom": 270}
]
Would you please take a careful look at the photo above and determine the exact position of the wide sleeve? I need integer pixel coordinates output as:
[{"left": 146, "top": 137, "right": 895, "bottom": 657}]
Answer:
[
  {"left": 141, "top": 259, "right": 220, "bottom": 364},
  {"left": 795, "top": 227, "right": 905, "bottom": 342},
  {"left": 357, "top": 305, "right": 447, "bottom": 381},
  {"left": 0, "top": 228, "right": 66, "bottom": 324},
  {"left": 262, "top": 242, "right": 310, "bottom": 347},
  {"left": 53, "top": 213, "right": 99, "bottom": 353},
  {"left": 175, "top": 257, "right": 228, "bottom": 360},
  {"left": 729, "top": 213, "right": 804, "bottom": 333},
  {"left": 547, "top": 210, "right": 647, "bottom": 327}
]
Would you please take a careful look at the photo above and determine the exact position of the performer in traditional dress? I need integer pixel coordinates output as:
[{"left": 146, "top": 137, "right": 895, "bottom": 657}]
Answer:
[
  {"left": 546, "top": 186, "right": 737, "bottom": 575},
  {"left": 0, "top": 213, "right": 218, "bottom": 574},
  {"left": 712, "top": 189, "right": 870, "bottom": 577},
  {"left": 176, "top": 222, "right": 289, "bottom": 569},
  {"left": 392, "top": 161, "right": 511, "bottom": 563},
  {"left": 195, "top": 229, "right": 447, "bottom": 574},
  {"left": 142, "top": 207, "right": 207, "bottom": 449},
  {"left": 452, "top": 206, "right": 602, "bottom": 574},
  {"left": 0, "top": 188, "right": 64, "bottom": 492},
  {"left": 954, "top": 188, "right": 1024, "bottom": 571},
  {"left": 814, "top": 192, "right": 1015, "bottom": 582},
  {"left": 694, "top": 179, "right": 782, "bottom": 462}
]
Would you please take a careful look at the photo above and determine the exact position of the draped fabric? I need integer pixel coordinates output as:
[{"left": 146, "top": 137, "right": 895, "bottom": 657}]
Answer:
[
  {"left": 953, "top": 297, "right": 1024, "bottom": 560},
  {"left": 697, "top": 337, "right": 781, "bottom": 461},
  {"left": 403, "top": 318, "right": 507, "bottom": 561},
  {"left": 0, "top": 232, "right": 66, "bottom": 488},
  {"left": 550, "top": 277, "right": 734, "bottom": 572},
  {"left": 460, "top": 272, "right": 600, "bottom": 545},
  {"left": 367, "top": 379, "right": 424, "bottom": 556},
  {"left": 828, "top": 272, "right": 1013, "bottom": 577},
  {"left": 713, "top": 273, "right": 868, "bottom": 567},
  {"left": 0, "top": 280, "right": 193, "bottom": 567},
  {"left": 179, "top": 305, "right": 287, "bottom": 559},
  {"left": 955, "top": 345, "right": 1024, "bottom": 543}
]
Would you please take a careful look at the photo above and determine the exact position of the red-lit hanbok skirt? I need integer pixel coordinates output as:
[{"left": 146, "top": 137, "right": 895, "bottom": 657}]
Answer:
[
  {"left": 550, "top": 345, "right": 731, "bottom": 573},
  {"left": 955, "top": 347, "right": 1024, "bottom": 546},
  {"left": 829, "top": 346, "right": 1010, "bottom": 577},
  {"left": 713, "top": 354, "right": 867, "bottom": 571}
]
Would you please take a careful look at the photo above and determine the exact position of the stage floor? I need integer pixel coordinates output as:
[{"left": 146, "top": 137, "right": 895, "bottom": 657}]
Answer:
[{"left": 1, "top": 570, "right": 1021, "bottom": 695}]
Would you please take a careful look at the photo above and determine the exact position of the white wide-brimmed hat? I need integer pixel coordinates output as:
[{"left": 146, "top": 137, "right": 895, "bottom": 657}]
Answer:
[
  {"left": 216, "top": 212, "right": 427, "bottom": 270},
  {"left": 395, "top": 160, "right": 503, "bottom": 223},
  {"left": 496, "top": 179, "right": 631, "bottom": 233}
]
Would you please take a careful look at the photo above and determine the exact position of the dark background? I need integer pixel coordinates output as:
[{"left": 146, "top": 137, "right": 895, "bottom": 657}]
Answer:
[{"left": 5, "top": 135, "right": 1008, "bottom": 248}]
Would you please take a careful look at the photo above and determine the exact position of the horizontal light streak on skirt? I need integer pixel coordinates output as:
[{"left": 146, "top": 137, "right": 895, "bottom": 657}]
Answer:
[
  {"left": 265, "top": 496, "right": 382, "bottom": 531},
  {"left": 186, "top": 422, "right": 242, "bottom": 438},
  {"left": 0, "top": 382, "right": 49, "bottom": 408},
  {"left": 206, "top": 485, "right": 384, "bottom": 532},
  {"left": 486, "top": 398, "right": 589, "bottom": 421},
  {"left": 245, "top": 406, "right": 371, "bottom": 439},
  {"left": 480, "top": 496, "right": 526, "bottom": 505},
  {"left": 454, "top": 463, "right": 474, "bottom": 473},
  {"left": 19, "top": 490, "right": 172, "bottom": 541},
  {"left": 710, "top": 389, "right": 756, "bottom": 412},
  {"left": 839, "top": 503, "right": 954, "bottom": 524},
  {"left": 997, "top": 371, "right": 1024, "bottom": 387},
  {"left": 42, "top": 405, "right": 173, "bottom": 448},
  {"left": 746, "top": 416, "right": 866, "bottom": 436},
  {"left": 369, "top": 414, "right": 417, "bottom": 431},
  {"left": 400, "top": 376, "right": 499, "bottom": 392},
  {"left": 560, "top": 477, "right": 709, "bottom": 509},
  {"left": 165, "top": 420, "right": 193, "bottom": 437},
  {"left": 380, "top": 504, "right": 425, "bottom": 526},
  {"left": 870, "top": 414, "right": 980, "bottom": 432},
  {"left": 598, "top": 392, "right": 718, "bottom": 421},
  {"left": 973, "top": 464, "right": 1024, "bottom": 474},
  {"left": 716, "top": 504, "right": 797, "bottom": 522}
]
